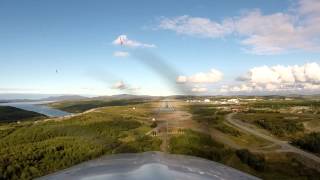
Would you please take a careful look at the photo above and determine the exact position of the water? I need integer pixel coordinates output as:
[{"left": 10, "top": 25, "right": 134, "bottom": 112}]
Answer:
[{"left": 0, "top": 101, "right": 71, "bottom": 117}]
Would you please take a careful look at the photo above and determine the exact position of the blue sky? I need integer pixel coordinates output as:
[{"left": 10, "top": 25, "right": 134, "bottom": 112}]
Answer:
[{"left": 1, "top": 0, "right": 320, "bottom": 96}]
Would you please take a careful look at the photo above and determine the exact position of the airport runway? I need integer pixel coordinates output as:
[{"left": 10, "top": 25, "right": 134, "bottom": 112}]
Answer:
[{"left": 153, "top": 99, "right": 181, "bottom": 152}]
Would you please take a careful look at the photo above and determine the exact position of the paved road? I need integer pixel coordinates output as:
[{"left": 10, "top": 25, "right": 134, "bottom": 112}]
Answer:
[
  {"left": 226, "top": 113, "right": 320, "bottom": 164},
  {"left": 157, "top": 99, "right": 175, "bottom": 152},
  {"left": 38, "top": 152, "right": 259, "bottom": 180},
  {"left": 158, "top": 99, "right": 175, "bottom": 113}
]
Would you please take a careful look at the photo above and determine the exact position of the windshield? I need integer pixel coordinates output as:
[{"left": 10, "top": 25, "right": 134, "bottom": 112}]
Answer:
[{"left": 1, "top": 0, "right": 320, "bottom": 180}]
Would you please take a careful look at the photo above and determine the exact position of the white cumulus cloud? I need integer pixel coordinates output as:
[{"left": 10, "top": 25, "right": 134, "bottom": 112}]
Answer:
[
  {"left": 239, "top": 62, "right": 320, "bottom": 84},
  {"left": 111, "top": 81, "right": 141, "bottom": 92},
  {"left": 177, "top": 69, "right": 223, "bottom": 84},
  {"left": 158, "top": 0, "right": 320, "bottom": 54},
  {"left": 222, "top": 62, "right": 320, "bottom": 94},
  {"left": 112, "top": 81, "right": 127, "bottom": 90},
  {"left": 176, "top": 75, "right": 187, "bottom": 83}
]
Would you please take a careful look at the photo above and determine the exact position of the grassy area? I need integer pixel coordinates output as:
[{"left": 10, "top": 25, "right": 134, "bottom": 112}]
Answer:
[
  {"left": 235, "top": 113, "right": 307, "bottom": 138},
  {"left": 255, "top": 152, "right": 320, "bottom": 180},
  {"left": 188, "top": 104, "right": 240, "bottom": 136},
  {"left": 49, "top": 99, "right": 147, "bottom": 113},
  {"left": 169, "top": 129, "right": 233, "bottom": 161},
  {"left": 0, "top": 103, "right": 161, "bottom": 180},
  {"left": 256, "top": 119, "right": 304, "bottom": 137},
  {"left": 169, "top": 129, "right": 320, "bottom": 179},
  {"left": 249, "top": 100, "right": 320, "bottom": 109},
  {"left": 186, "top": 103, "right": 272, "bottom": 149},
  {"left": 0, "top": 106, "right": 47, "bottom": 123},
  {"left": 292, "top": 132, "right": 320, "bottom": 154},
  {"left": 236, "top": 149, "right": 265, "bottom": 171},
  {"left": 183, "top": 102, "right": 320, "bottom": 179}
]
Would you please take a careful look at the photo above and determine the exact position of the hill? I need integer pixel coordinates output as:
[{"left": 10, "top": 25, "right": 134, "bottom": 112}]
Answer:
[{"left": 0, "top": 106, "right": 47, "bottom": 123}]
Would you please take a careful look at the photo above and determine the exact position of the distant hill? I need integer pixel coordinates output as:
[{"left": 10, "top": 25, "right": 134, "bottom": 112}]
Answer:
[
  {"left": 0, "top": 106, "right": 47, "bottom": 123},
  {"left": 93, "top": 94, "right": 156, "bottom": 101},
  {"left": 48, "top": 94, "right": 158, "bottom": 113},
  {"left": 40, "top": 95, "right": 87, "bottom": 101},
  {"left": 0, "top": 93, "right": 88, "bottom": 102}
]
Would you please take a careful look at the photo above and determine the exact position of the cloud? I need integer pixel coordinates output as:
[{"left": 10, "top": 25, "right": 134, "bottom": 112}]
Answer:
[
  {"left": 191, "top": 85, "right": 208, "bottom": 93},
  {"left": 177, "top": 69, "right": 223, "bottom": 84},
  {"left": 221, "top": 62, "right": 320, "bottom": 93},
  {"left": 234, "top": 8, "right": 320, "bottom": 55},
  {"left": 112, "top": 81, "right": 127, "bottom": 90},
  {"left": 176, "top": 75, "right": 187, "bottom": 83},
  {"left": 113, "top": 35, "right": 156, "bottom": 48},
  {"left": 239, "top": 62, "right": 320, "bottom": 84},
  {"left": 111, "top": 81, "right": 141, "bottom": 92},
  {"left": 159, "top": 15, "right": 234, "bottom": 38},
  {"left": 158, "top": 0, "right": 320, "bottom": 54},
  {"left": 298, "top": 0, "right": 320, "bottom": 15},
  {"left": 113, "top": 51, "right": 129, "bottom": 57}
]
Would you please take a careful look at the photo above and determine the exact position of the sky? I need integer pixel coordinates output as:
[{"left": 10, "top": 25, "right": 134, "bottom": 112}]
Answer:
[{"left": 0, "top": 0, "right": 320, "bottom": 96}]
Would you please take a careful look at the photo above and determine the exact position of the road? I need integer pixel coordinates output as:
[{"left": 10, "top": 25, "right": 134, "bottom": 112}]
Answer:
[
  {"left": 156, "top": 99, "right": 176, "bottom": 152},
  {"left": 226, "top": 113, "right": 320, "bottom": 164},
  {"left": 147, "top": 99, "right": 197, "bottom": 152}
]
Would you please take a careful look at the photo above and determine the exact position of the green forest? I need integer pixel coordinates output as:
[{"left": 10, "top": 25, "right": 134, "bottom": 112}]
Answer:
[
  {"left": 169, "top": 129, "right": 232, "bottom": 161},
  {"left": 169, "top": 130, "right": 320, "bottom": 179},
  {"left": 292, "top": 132, "right": 320, "bottom": 154},
  {"left": 188, "top": 104, "right": 240, "bottom": 136},
  {"left": 0, "top": 104, "right": 161, "bottom": 180},
  {"left": 0, "top": 106, "right": 46, "bottom": 123},
  {"left": 235, "top": 113, "right": 307, "bottom": 138}
]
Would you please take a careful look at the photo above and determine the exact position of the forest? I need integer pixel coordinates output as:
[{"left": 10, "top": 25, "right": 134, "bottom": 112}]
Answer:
[
  {"left": 169, "top": 129, "right": 320, "bottom": 179},
  {"left": 292, "top": 132, "right": 320, "bottom": 154},
  {"left": 188, "top": 104, "right": 240, "bottom": 136},
  {"left": 0, "top": 104, "right": 161, "bottom": 180},
  {"left": 235, "top": 113, "right": 306, "bottom": 138},
  {"left": 0, "top": 106, "right": 46, "bottom": 123}
]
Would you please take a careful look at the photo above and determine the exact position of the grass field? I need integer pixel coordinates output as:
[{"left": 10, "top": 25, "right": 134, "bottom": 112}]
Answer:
[
  {"left": 188, "top": 104, "right": 241, "bottom": 136},
  {"left": 292, "top": 132, "right": 320, "bottom": 154},
  {"left": 190, "top": 104, "right": 275, "bottom": 148},
  {"left": 0, "top": 103, "right": 161, "bottom": 180},
  {"left": 183, "top": 102, "right": 320, "bottom": 179},
  {"left": 234, "top": 113, "right": 317, "bottom": 139},
  {"left": 169, "top": 129, "right": 232, "bottom": 161},
  {"left": 249, "top": 100, "right": 320, "bottom": 109},
  {"left": 169, "top": 129, "right": 320, "bottom": 179}
]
